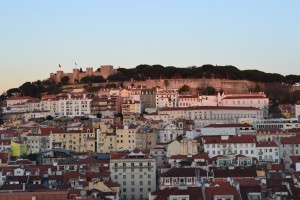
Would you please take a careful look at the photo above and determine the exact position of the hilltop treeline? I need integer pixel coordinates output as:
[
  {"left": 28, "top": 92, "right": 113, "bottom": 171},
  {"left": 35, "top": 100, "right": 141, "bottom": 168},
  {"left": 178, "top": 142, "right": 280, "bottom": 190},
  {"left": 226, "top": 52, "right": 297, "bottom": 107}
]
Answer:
[{"left": 107, "top": 64, "right": 300, "bottom": 84}]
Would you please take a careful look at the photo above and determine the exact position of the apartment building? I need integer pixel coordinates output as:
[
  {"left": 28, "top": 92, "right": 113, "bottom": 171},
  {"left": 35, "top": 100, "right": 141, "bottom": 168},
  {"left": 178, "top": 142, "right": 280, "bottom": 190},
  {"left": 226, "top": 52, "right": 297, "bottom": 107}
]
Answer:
[
  {"left": 110, "top": 149, "right": 156, "bottom": 200},
  {"left": 50, "top": 126, "right": 95, "bottom": 152},
  {"left": 202, "top": 135, "right": 257, "bottom": 158},
  {"left": 156, "top": 88, "right": 178, "bottom": 108}
]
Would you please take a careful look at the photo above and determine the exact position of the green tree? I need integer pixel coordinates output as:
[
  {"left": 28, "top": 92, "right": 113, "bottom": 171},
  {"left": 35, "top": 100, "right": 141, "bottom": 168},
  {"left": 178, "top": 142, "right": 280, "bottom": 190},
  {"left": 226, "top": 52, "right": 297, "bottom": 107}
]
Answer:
[
  {"left": 179, "top": 85, "right": 191, "bottom": 93},
  {"left": 46, "top": 115, "right": 54, "bottom": 120},
  {"left": 163, "top": 80, "right": 169, "bottom": 88},
  {"left": 60, "top": 76, "right": 70, "bottom": 85}
]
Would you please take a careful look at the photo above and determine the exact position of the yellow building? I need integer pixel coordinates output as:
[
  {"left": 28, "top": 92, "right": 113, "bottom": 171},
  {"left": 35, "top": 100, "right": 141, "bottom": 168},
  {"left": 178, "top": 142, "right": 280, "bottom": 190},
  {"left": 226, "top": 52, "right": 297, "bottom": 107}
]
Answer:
[
  {"left": 11, "top": 141, "right": 27, "bottom": 157},
  {"left": 116, "top": 124, "right": 139, "bottom": 151},
  {"left": 95, "top": 122, "right": 117, "bottom": 153},
  {"left": 50, "top": 126, "right": 96, "bottom": 152}
]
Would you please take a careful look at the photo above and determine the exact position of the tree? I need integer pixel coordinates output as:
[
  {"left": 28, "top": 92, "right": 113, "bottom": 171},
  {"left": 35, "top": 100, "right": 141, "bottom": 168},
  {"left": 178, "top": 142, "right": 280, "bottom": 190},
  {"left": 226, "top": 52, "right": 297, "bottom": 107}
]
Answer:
[
  {"left": 60, "top": 76, "right": 70, "bottom": 85},
  {"left": 163, "top": 80, "right": 169, "bottom": 88},
  {"left": 105, "top": 83, "right": 117, "bottom": 88},
  {"left": 80, "top": 76, "right": 106, "bottom": 83},
  {"left": 179, "top": 85, "right": 191, "bottom": 93},
  {"left": 46, "top": 115, "right": 54, "bottom": 120}
]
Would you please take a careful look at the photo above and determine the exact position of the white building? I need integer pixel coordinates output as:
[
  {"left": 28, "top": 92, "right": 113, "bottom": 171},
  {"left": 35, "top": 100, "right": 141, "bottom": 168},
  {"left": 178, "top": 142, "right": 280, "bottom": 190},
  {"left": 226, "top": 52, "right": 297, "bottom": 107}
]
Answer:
[
  {"left": 146, "top": 106, "right": 263, "bottom": 128},
  {"left": 23, "top": 110, "right": 55, "bottom": 122},
  {"left": 254, "top": 118, "right": 300, "bottom": 130},
  {"left": 221, "top": 92, "right": 269, "bottom": 118},
  {"left": 156, "top": 88, "right": 178, "bottom": 108},
  {"left": 200, "top": 123, "right": 255, "bottom": 136},
  {"left": 296, "top": 103, "right": 300, "bottom": 119},
  {"left": 178, "top": 95, "right": 200, "bottom": 107},
  {"left": 110, "top": 149, "right": 156, "bottom": 200},
  {"left": 202, "top": 135, "right": 257, "bottom": 158},
  {"left": 256, "top": 141, "right": 279, "bottom": 163},
  {"left": 56, "top": 93, "right": 92, "bottom": 117},
  {"left": 6, "top": 96, "right": 36, "bottom": 107},
  {"left": 158, "top": 123, "right": 183, "bottom": 143}
]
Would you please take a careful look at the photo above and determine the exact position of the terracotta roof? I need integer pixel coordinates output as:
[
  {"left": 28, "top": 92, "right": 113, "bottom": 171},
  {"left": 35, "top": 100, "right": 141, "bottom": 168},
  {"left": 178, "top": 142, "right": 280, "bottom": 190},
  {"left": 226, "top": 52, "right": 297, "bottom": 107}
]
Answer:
[
  {"left": 0, "top": 139, "right": 11, "bottom": 145},
  {"left": 160, "top": 106, "right": 260, "bottom": 111},
  {"left": 233, "top": 178, "right": 261, "bottom": 186},
  {"left": 160, "top": 167, "right": 211, "bottom": 177},
  {"left": 205, "top": 185, "right": 240, "bottom": 200},
  {"left": 7, "top": 96, "right": 36, "bottom": 101},
  {"left": 256, "top": 141, "right": 278, "bottom": 147},
  {"left": 104, "top": 180, "right": 120, "bottom": 188},
  {"left": 288, "top": 156, "right": 300, "bottom": 163},
  {"left": 257, "top": 164, "right": 284, "bottom": 171},
  {"left": 152, "top": 187, "right": 203, "bottom": 200},
  {"left": 222, "top": 96, "right": 267, "bottom": 99},
  {"left": 281, "top": 137, "right": 300, "bottom": 144},
  {"left": 204, "top": 123, "right": 253, "bottom": 128},
  {"left": 213, "top": 166, "right": 257, "bottom": 178},
  {"left": 202, "top": 135, "right": 256, "bottom": 144}
]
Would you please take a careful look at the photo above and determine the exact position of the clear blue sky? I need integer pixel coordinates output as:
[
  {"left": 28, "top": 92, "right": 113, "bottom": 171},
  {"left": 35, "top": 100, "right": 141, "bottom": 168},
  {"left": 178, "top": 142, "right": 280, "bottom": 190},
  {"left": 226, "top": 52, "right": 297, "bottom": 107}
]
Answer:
[{"left": 1, "top": 1, "right": 300, "bottom": 93}]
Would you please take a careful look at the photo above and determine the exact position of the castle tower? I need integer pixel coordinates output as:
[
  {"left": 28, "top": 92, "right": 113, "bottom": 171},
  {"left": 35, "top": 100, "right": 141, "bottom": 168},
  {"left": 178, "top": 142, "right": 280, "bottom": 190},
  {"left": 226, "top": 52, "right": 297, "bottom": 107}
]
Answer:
[
  {"left": 56, "top": 71, "right": 64, "bottom": 83},
  {"left": 86, "top": 67, "right": 93, "bottom": 76},
  {"left": 101, "top": 65, "right": 114, "bottom": 79},
  {"left": 72, "top": 69, "right": 79, "bottom": 83}
]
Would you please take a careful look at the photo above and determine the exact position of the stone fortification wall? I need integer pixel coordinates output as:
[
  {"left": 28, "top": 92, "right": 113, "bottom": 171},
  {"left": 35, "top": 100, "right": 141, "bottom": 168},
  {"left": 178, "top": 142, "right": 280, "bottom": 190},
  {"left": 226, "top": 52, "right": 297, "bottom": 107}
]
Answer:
[{"left": 123, "top": 78, "right": 261, "bottom": 93}]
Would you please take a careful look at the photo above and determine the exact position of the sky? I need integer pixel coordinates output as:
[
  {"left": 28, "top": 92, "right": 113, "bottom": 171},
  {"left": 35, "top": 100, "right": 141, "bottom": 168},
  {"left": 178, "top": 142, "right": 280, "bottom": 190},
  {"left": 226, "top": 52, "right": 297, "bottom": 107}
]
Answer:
[{"left": 1, "top": 1, "right": 300, "bottom": 93}]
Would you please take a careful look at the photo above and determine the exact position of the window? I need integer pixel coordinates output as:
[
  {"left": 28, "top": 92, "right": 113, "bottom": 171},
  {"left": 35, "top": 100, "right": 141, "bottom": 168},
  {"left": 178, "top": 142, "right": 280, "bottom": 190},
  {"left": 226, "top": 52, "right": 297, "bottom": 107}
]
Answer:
[
  {"left": 123, "top": 175, "right": 126, "bottom": 179},
  {"left": 123, "top": 188, "right": 126, "bottom": 192},
  {"left": 148, "top": 174, "right": 151, "bottom": 178},
  {"left": 165, "top": 178, "right": 170, "bottom": 183},
  {"left": 131, "top": 181, "right": 134, "bottom": 185},
  {"left": 131, "top": 175, "right": 134, "bottom": 179},
  {"left": 148, "top": 181, "right": 151, "bottom": 185},
  {"left": 115, "top": 175, "right": 118, "bottom": 179},
  {"left": 140, "top": 188, "right": 143, "bottom": 192},
  {"left": 131, "top": 188, "right": 134, "bottom": 192},
  {"left": 123, "top": 181, "right": 126, "bottom": 185}
]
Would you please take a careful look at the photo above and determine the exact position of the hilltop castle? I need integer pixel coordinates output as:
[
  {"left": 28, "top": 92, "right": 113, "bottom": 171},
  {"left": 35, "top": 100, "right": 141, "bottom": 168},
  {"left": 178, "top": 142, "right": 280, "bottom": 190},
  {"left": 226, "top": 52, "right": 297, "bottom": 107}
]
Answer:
[{"left": 49, "top": 65, "right": 116, "bottom": 83}]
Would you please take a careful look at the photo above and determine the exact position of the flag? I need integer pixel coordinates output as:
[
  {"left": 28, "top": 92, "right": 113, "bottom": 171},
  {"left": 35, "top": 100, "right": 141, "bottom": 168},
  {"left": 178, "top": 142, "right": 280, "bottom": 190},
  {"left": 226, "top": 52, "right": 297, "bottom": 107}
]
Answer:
[{"left": 59, "top": 64, "right": 61, "bottom": 68}]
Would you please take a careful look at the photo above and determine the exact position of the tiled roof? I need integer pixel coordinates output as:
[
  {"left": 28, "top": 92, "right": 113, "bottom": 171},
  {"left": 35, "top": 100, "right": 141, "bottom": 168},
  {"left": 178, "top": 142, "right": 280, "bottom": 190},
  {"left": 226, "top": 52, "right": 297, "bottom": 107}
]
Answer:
[
  {"left": 152, "top": 186, "right": 203, "bottom": 200},
  {"left": 281, "top": 137, "right": 300, "bottom": 144},
  {"left": 160, "top": 167, "right": 211, "bottom": 177},
  {"left": 213, "top": 166, "right": 257, "bottom": 178},
  {"left": 288, "top": 156, "right": 300, "bottom": 163},
  {"left": 7, "top": 96, "right": 36, "bottom": 101},
  {"left": 256, "top": 141, "right": 278, "bottom": 147},
  {"left": 0, "top": 139, "right": 11, "bottom": 145},
  {"left": 205, "top": 185, "right": 240, "bottom": 200},
  {"left": 204, "top": 123, "right": 253, "bottom": 128},
  {"left": 202, "top": 135, "right": 256, "bottom": 144},
  {"left": 160, "top": 106, "right": 259, "bottom": 111},
  {"left": 257, "top": 164, "right": 284, "bottom": 171},
  {"left": 222, "top": 96, "right": 267, "bottom": 99}
]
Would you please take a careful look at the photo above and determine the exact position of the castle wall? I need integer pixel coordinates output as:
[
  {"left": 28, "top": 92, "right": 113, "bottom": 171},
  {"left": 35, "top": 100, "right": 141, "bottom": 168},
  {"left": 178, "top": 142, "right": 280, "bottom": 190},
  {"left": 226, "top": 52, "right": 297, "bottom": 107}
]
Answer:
[
  {"left": 50, "top": 66, "right": 115, "bottom": 84},
  {"left": 123, "top": 79, "right": 260, "bottom": 93}
]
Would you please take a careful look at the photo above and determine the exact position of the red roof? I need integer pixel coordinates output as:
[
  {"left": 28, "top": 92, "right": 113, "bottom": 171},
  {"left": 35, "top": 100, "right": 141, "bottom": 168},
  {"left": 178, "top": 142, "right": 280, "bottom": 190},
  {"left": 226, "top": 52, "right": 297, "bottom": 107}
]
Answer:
[
  {"left": 0, "top": 139, "right": 11, "bottom": 145},
  {"left": 202, "top": 135, "right": 256, "bottom": 144},
  {"left": 223, "top": 96, "right": 267, "bottom": 99},
  {"left": 205, "top": 185, "right": 239, "bottom": 200},
  {"left": 256, "top": 141, "right": 278, "bottom": 147},
  {"left": 204, "top": 123, "right": 252, "bottom": 128},
  {"left": 281, "top": 137, "right": 300, "bottom": 144},
  {"left": 7, "top": 96, "right": 36, "bottom": 101},
  {"left": 288, "top": 156, "right": 300, "bottom": 163},
  {"left": 160, "top": 106, "right": 259, "bottom": 111},
  {"left": 152, "top": 187, "right": 203, "bottom": 200}
]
